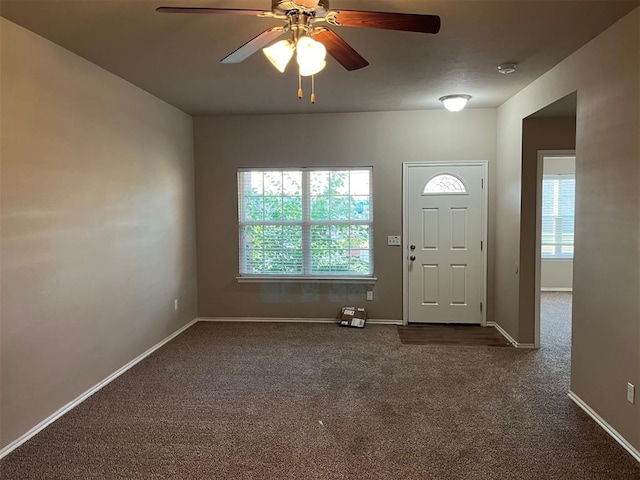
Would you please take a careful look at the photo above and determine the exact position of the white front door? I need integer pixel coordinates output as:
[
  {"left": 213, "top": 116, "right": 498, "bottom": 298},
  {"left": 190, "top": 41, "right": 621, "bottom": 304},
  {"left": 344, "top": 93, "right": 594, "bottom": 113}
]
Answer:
[{"left": 404, "top": 163, "right": 485, "bottom": 324}]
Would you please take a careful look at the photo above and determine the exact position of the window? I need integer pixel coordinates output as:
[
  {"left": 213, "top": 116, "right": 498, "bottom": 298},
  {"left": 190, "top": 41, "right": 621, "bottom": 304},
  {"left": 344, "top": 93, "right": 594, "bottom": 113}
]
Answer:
[
  {"left": 423, "top": 174, "right": 467, "bottom": 194},
  {"left": 541, "top": 174, "right": 575, "bottom": 258},
  {"left": 238, "top": 168, "right": 373, "bottom": 278}
]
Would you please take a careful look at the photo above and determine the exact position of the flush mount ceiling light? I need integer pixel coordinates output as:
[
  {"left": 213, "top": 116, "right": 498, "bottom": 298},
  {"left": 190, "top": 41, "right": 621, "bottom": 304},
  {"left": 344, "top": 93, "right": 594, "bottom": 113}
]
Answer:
[
  {"left": 498, "top": 63, "right": 517, "bottom": 74},
  {"left": 439, "top": 94, "right": 472, "bottom": 112},
  {"left": 157, "top": 0, "right": 442, "bottom": 104}
]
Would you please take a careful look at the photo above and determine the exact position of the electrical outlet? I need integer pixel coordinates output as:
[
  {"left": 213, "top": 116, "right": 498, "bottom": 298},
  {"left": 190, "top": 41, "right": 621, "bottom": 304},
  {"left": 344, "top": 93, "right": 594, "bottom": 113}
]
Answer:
[
  {"left": 366, "top": 291, "right": 374, "bottom": 301},
  {"left": 387, "top": 235, "right": 401, "bottom": 246},
  {"left": 627, "top": 383, "right": 635, "bottom": 404},
  {"left": 174, "top": 299, "right": 178, "bottom": 311}
]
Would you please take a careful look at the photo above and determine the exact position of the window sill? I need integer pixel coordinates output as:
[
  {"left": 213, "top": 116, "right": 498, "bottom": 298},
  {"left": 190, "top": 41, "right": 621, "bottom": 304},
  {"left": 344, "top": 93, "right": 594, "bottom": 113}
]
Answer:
[{"left": 236, "top": 276, "right": 377, "bottom": 284}]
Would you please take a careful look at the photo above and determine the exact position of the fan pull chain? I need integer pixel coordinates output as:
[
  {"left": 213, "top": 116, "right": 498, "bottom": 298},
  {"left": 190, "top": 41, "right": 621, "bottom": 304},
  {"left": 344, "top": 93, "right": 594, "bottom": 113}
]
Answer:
[
  {"left": 310, "top": 74, "right": 316, "bottom": 104},
  {"left": 297, "top": 72, "right": 303, "bottom": 99}
]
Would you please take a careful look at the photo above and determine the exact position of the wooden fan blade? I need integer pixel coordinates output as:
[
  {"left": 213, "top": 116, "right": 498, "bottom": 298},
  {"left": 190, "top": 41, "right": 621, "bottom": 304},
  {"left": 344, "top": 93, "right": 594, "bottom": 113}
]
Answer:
[
  {"left": 313, "top": 28, "right": 369, "bottom": 71},
  {"left": 221, "top": 27, "right": 284, "bottom": 64},
  {"left": 330, "top": 10, "right": 441, "bottom": 34},
  {"left": 156, "top": 7, "right": 266, "bottom": 16}
]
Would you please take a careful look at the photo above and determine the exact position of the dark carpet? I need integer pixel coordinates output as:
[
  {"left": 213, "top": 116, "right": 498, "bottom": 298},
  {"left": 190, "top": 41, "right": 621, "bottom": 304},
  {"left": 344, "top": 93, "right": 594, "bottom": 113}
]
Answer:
[
  {"left": 2, "top": 293, "right": 639, "bottom": 479},
  {"left": 397, "top": 324, "right": 511, "bottom": 346}
]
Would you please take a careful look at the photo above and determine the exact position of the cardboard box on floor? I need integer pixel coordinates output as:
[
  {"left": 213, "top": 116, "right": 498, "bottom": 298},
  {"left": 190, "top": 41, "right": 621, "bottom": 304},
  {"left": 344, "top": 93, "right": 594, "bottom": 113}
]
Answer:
[{"left": 339, "top": 306, "right": 367, "bottom": 328}]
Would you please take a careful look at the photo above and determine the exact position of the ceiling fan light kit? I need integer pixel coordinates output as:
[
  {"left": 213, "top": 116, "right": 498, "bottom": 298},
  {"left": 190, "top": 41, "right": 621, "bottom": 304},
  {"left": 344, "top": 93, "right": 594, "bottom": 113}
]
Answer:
[
  {"left": 295, "top": 36, "right": 327, "bottom": 76},
  {"left": 439, "top": 94, "right": 472, "bottom": 112},
  {"left": 263, "top": 40, "right": 295, "bottom": 72},
  {"left": 157, "top": 0, "right": 441, "bottom": 103}
]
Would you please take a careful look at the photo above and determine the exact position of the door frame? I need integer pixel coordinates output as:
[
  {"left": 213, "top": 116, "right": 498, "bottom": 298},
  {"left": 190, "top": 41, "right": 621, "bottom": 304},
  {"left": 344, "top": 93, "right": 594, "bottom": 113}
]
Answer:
[
  {"left": 402, "top": 161, "right": 489, "bottom": 326},
  {"left": 534, "top": 150, "right": 576, "bottom": 348}
]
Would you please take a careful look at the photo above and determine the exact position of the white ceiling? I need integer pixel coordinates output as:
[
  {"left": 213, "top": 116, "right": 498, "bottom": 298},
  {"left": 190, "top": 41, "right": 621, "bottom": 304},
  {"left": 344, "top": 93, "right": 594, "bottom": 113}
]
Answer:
[{"left": 1, "top": 0, "right": 637, "bottom": 115}]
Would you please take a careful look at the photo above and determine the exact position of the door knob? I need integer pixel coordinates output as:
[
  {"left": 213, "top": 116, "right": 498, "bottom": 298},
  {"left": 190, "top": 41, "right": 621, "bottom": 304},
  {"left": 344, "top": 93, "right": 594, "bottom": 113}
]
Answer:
[
  {"left": 410, "top": 255, "right": 416, "bottom": 261},
  {"left": 410, "top": 245, "right": 416, "bottom": 250}
]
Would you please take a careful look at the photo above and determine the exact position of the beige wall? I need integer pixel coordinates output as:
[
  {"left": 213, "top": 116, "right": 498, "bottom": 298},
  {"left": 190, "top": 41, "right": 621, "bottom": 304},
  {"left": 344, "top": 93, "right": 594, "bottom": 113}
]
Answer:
[
  {"left": 495, "top": 9, "right": 639, "bottom": 450},
  {"left": 520, "top": 118, "right": 576, "bottom": 331},
  {"left": 194, "top": 109, "right": 496, "bottom": 320},
  {"left": 541, "top": 261, "right": 573, "bottom": 290},
  {"left": 0, "top": 19, "right": 197, "bottom": 449}
]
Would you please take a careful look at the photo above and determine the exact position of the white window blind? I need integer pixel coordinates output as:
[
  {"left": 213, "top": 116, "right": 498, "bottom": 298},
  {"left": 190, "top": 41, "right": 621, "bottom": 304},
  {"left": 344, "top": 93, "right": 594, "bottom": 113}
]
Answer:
[
  {"left": 238, "top": 168, "right": 373, "bottom": 277},
  {"left": 541, "top": 174, "right": 575, "bottom": 259}
]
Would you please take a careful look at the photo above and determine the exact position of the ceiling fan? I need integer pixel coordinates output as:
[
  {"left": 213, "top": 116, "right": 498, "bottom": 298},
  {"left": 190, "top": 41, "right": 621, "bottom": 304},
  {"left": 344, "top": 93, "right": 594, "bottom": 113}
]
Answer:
[{"left": 157, "top": 0, "right": 441, "bottom": 102}]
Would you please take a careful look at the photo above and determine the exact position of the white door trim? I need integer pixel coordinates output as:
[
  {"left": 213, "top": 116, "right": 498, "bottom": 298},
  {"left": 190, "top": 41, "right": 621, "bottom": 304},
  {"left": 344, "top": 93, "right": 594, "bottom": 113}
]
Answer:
[
  {"left": 402, "top": 161, "right": 488, "bottom": 326},
  {"left": 534, "top": 150, "right": 576, "bottom": 348}
]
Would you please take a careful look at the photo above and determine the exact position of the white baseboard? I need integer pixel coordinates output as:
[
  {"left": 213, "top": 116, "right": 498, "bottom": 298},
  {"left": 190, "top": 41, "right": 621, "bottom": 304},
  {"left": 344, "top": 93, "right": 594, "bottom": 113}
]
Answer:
[
  {"left": 199, "top": 316, "right": 336, "bottom": 324},
  {"left": 487, "top": 321, "right": 536, "bottom": 348},
  {"left": 541, "top": 287, "right": 573, "bottom": 292},
  {"left": 366, "top": 319, "right": 403, "bottom": 325},
  {"left": 197, "top": 317, "right": 403, "bottom": 325},
  {"left": 567, "top": 390, "right": 640, "bottom": 463},
  {"left": 0, "top": 318, "right": 198, "bottom": 460}
]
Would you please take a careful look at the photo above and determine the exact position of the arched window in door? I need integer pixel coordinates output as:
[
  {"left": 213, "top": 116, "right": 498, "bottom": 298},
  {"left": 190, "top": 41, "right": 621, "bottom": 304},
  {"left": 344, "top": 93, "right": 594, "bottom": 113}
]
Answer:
[{"left": 423, "top": 174, "right": 467, "bottom": 194}]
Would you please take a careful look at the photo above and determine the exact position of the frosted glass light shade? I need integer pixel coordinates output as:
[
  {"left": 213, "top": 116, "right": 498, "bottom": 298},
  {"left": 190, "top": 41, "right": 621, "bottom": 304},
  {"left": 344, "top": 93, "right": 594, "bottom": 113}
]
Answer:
[
  {"left": 263, "top": 40, "right": 295, "bottom": 73},
  {"left": 296, "top": 36, "right": 327, "bottom": 76},
  {"left": 299, "top": 60, "right": 326, "bottom": 76},
  {"left": 439, "top": 95, "right": 472, "bottom": 112}
]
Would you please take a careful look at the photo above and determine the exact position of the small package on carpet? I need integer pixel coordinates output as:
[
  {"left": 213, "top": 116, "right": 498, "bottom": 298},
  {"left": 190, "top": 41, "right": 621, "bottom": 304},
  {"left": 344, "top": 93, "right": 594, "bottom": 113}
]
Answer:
[{"left": 339, "top": 306, "right": 367, "bottom": 328}]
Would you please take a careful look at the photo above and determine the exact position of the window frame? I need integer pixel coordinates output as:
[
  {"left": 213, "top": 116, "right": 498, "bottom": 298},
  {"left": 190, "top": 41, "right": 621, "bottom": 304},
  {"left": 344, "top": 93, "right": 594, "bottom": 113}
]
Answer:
[{"left": 237, "top": 167, "right": 375, "bottom": 283}]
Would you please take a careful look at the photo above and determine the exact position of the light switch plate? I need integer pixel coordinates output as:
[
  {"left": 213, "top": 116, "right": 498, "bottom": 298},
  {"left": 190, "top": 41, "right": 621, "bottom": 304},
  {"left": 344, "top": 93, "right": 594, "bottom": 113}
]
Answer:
[
  {"left": 387, "top": 235, "right": 401, "bottom": 246},
  {"left": 628, "top": 383, "right": 635, "bottom": 404}
]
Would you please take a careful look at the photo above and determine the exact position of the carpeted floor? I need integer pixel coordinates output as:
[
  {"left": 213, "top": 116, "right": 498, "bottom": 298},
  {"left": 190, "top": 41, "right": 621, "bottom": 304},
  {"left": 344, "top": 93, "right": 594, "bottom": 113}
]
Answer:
[{"left": 1, "top": 293, "right": 639, "bottom": 479}]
